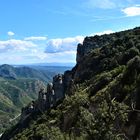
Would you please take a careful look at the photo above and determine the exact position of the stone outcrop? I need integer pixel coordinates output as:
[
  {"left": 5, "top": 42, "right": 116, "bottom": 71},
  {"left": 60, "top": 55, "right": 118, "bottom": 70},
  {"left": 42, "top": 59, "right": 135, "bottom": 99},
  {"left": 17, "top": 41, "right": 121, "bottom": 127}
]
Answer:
[
  {"left": 20, "top": 101, "right": 36, "bottom": 121},
  {"left": 53, "top": 74, "right": 64, "bottom": 101},
  {"left": 20, "top": 74, "right": 66, "bottom": 119}
]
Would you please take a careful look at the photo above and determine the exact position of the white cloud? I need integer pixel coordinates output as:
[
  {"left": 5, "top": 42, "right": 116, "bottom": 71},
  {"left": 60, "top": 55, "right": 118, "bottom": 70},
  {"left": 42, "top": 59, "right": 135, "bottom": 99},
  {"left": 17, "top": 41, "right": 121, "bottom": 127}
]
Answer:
[
  {"left": 0, "top": 39, "right": 37, "bottom": 52},
  {"left": 91, "top": 30, "right": 114, "bottom": 36},
  {"left": 44, "top": 51, "right": 76, "bottom": 63},
  {"left": 7, "top": 31, "right": 15, "bottom": 36},
  {"left": 23, "top": 49, "right": 76, "bottom": 63},
  {"left": 45, "top": 36, "right": 84, "bottom": 53},
  {"left": 29, "top": 49, "right": 48, "bottom": 60},
  {"left": 24, "top": 36, "right": 47, "bottom": 41},
  {"left": 45, "top": 31, "right": 115, "bottom": 54},
  {"left": 0, "top": 54, "right": 24, "bottom": 64},
  {"left": 122, "top": 6, "right": 140, "bottom": 16}
]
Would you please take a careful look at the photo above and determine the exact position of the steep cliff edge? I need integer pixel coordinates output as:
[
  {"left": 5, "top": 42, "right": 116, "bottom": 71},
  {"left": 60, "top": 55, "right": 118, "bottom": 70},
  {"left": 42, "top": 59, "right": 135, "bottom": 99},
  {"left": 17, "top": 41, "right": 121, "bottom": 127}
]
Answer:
[{"left": 1, "top": 27, "right": 140, "bottom": 140}]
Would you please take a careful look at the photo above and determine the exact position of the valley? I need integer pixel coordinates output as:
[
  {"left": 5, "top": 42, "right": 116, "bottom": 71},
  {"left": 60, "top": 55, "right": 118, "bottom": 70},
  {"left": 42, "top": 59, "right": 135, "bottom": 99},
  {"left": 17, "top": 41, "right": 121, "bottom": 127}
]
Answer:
[{"left": 0, "top": 64, "right": 71, "bottom": 134}]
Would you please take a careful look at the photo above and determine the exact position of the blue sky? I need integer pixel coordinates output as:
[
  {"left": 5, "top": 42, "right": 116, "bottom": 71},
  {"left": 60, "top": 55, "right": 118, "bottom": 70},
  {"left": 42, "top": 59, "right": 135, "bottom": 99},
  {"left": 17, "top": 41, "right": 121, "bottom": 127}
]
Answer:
[{"left": 0, "top": 0, "right": 140, "bottom": 64}]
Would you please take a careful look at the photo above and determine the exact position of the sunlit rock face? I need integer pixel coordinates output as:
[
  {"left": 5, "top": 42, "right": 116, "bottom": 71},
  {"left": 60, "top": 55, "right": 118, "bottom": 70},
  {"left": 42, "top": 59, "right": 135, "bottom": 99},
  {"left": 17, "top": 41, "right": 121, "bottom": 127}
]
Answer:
[{"left": 76, "top": 35, "right": 117, "bottom": 63}]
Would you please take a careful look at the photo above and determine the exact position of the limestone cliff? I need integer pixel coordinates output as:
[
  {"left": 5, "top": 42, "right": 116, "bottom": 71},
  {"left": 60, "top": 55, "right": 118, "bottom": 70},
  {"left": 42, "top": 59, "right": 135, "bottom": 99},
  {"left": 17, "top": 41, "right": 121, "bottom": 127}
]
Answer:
[{"left": 76, "top": 34, "right": 118, "bottom": 63}]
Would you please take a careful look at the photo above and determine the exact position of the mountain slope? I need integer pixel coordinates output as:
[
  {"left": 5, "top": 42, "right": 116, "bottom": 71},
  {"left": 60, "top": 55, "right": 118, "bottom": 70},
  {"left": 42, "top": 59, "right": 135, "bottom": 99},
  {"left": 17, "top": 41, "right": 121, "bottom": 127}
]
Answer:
[
  {"left": 0, "top": 65, "right": 52, "bottom": 134},
  {"left": 0, "top": 65, "right": 71, "bottom": 134},
  {"left": 0, "top": 77, "right": 46, "bottom": 134},
  {"left": 1, "top": 27, "right": 140, "bottom": 140},
  {"left": 0, "top": 64, "right": 54, "bottom": 82}
]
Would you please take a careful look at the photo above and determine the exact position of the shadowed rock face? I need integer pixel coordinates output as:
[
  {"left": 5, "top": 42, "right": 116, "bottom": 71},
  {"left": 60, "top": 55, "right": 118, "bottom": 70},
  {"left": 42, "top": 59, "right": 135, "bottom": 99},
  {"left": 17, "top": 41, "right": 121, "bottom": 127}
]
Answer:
[
  {"left": 20, "top": 74, "right": 66, "bottom": 119},
  {"left": 53, "top": 74, "right": 64, "bottom": 101}
]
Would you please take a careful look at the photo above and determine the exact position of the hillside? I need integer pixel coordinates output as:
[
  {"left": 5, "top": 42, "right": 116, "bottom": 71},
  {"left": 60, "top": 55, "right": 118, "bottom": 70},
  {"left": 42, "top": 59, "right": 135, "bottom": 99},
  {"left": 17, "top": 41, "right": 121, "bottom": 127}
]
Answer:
[
  {"left": 1, "top": 27, "right": 140, "bottom": 140},
  {"left": 0, "top": 78, "right": 46, "bottom": 133},
  {"left": 0, "top": 65, "right": 72, "bottom": 134},
  {"left": 0, "top": 65, "right": 52, "bottom": 134}
]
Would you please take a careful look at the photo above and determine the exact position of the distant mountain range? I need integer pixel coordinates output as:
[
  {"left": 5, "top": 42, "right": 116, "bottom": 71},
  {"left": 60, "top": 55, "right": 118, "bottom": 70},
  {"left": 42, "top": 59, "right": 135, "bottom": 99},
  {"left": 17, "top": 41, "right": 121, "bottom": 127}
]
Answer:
[
  {"left": 14, "top": 62, "right": 76, "bottom": 67},
  {"left": 0, "top": 64, "right": 52, "bottom": 82},
  {"left": 27, "top": 65, "right": 73, "bottom": 74}
]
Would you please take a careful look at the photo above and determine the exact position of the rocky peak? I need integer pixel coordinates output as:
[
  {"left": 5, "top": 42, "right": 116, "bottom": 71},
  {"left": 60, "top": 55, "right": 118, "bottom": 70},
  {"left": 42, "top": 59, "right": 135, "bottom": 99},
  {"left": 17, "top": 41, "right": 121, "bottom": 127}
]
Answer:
[{"left": 76, "top": 34, "right": 116, "bottom": 63}]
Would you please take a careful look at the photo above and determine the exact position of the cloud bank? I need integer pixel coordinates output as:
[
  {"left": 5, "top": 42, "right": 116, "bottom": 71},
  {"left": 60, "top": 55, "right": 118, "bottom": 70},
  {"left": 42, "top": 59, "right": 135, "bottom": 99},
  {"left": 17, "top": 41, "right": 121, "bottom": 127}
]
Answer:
[
  {"left": 45, "top": 36, "right": 84, "bottom": 53},
  {"left": 0, "top": 39, "right": 37, "bottom": 53},
  {"left": 0, "top": 29, "right": 118, "bottom": 64},
  {"left": 122, "top": 6, "right": 140, "bottom": 16},
  {"left": 24, "top": 36, "right": 47, "bottom": 41}
]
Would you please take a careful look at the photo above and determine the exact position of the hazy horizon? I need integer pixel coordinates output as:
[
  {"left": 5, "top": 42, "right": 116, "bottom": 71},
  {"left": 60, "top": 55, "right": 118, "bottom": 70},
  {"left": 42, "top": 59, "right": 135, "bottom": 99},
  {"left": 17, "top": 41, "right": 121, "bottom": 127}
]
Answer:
[{"left": 0, "top": 62, "right": 75, "bottom": 67}]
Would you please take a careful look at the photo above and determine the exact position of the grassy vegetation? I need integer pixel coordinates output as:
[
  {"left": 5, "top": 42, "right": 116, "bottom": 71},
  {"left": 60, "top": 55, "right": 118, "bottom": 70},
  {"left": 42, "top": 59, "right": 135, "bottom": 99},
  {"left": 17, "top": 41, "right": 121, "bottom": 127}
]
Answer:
[{"left": 0, "top": 77, "right": 46, "bottom": 134}]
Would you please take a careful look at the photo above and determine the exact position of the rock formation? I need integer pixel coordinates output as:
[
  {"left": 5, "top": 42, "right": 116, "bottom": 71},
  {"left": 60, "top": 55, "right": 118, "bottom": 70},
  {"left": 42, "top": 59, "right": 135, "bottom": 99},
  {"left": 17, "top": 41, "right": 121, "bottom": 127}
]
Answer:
[
  {"left": 53, "top": 74, "right": 64, "bottom": 101},
  {"left": 76, "top": 35, "right": 115, "bottom": 63},
  {"left": 20, "top": 74, "right": 66, "bottom": 119}
]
